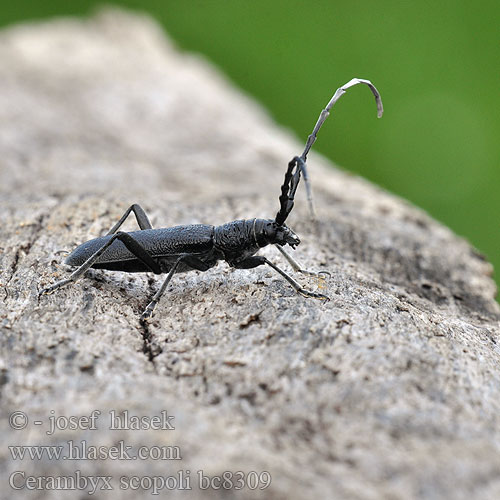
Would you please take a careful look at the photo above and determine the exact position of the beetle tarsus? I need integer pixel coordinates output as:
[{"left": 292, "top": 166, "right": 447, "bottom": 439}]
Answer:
[
  {"left": 140, "top": 304, "right": 156, "bottom": 322},
  {"left": 39, "top": 278, "right": 72, "bottom": 296},
  {"left": 297, "top": 288, "right": 330, "bottom": 301}
]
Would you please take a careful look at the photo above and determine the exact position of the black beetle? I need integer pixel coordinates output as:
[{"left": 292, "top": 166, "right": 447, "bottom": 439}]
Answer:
[{"left": 40, "top": 78, "right": 383, "bottom": 321}]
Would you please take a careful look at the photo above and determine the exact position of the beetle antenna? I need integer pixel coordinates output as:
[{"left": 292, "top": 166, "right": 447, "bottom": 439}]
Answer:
[
  {"left": 275, "top": 156, "right": 304, "bottom": 226},
  {"left": 296, "top": 78, "right": 384, "bottom": 220}
]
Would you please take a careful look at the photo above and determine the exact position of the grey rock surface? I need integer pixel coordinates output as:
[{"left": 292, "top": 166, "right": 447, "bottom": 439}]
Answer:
[{"left": 1, "top": 8, "right": 500, "bottom": 500}]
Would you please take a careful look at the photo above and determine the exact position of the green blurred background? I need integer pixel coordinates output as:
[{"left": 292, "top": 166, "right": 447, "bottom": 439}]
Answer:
[{"left": 2, "top": 1, "right": 499, "bottom": 294}]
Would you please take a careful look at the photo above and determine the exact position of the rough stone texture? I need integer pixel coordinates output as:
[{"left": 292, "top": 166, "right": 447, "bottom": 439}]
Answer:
[{"left": 1, "top": 8, "right": 500, "bottom": 500}]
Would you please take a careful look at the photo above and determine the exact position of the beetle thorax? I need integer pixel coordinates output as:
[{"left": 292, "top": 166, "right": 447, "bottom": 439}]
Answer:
[{"left": 214, "top": 218, "right": 300, "bottom": 263}]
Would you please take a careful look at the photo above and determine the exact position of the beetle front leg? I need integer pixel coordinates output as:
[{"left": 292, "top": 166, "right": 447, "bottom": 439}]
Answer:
[
  {"left": 39, "top": 231, "right": 162, "bottom": 296},
  {"left": 274, "top": 245, "right": 330, "bottom": 278},
  {"left": 234, "top": 256, "right": 329, "bottom": 301}
]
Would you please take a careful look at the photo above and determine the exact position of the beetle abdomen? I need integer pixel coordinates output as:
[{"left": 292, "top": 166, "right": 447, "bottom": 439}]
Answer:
[{"left": 65, "top": 224, "right": 215, "bottom": 269}]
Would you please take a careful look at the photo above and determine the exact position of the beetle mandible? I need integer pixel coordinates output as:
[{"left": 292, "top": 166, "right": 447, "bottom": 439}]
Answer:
[{"left": 39, "top": 78, "right": 383, "bottom": 321}]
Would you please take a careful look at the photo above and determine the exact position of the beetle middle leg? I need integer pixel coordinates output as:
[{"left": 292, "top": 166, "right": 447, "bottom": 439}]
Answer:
[
  {"left": 234, "top": 256, "right": 329, "bottom": 301},
  {"left": 140, "top": 256, "right": 184, "bottom": 322},
  {"left": 39, "top": 231, "right": 162, "bottom": 296},
  {"left": 140, "top": 255, "right": 212, "bottom": 322}
]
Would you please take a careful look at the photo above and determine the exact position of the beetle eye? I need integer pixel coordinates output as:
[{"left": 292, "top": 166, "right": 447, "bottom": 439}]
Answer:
[{"left": 265, "top": 222, "right": 278, "bottom": 239}]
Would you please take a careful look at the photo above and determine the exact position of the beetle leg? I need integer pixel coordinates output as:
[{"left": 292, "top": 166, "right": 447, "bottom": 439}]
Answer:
[
  {"left": 274, "top": 245, "right": 331, "bottom": 278},
  {"left": 141, "top": 256, "right": 184, "bottom": 322},
  {"left": 106, "top": 203, "right": 153, "bottom": 235},
  {"left": 141, "top": 255, "right": 214, "bottom": 321},
  {"left": 299, "top": 161, "right": 316, "bottom": 222},
  {"left": 182, "top": 256, "right": 212, "bottom": 272},
  {"left": 234, "top": 256, "right": 329, "bottom": 301},
  {"left": 39, "top": 231, "right": 162, "bottom": 296}
]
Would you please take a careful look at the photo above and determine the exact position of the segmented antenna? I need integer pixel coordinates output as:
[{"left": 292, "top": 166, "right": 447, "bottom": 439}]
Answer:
[
  {"left": 275, "top": 156, "right": 304, "bottom": 226},
  {"left": 294, "top": 78, "right": 384, "bottom": 221}
]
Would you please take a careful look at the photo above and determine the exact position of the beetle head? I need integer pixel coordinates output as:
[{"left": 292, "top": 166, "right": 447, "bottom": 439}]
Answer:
[
  {"left": 260, "top": 220, "right": 300, "bottom": 249},
  {"left": 279, "top": 224, "right": 300, "bottom": 248}
]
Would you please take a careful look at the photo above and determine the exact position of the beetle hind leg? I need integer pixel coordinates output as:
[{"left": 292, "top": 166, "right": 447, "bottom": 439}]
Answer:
[
  {"left": 39, "top": 231, "right": 162, "bottom": 297},
  {"left": 106, "top": 203, "right": 153, "bottom": 235}
]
